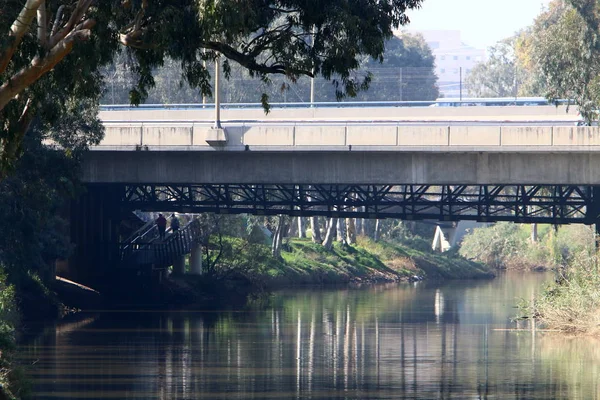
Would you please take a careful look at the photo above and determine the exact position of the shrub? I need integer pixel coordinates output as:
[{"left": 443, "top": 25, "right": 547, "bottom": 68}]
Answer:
[{"left": 459, "top": 222, "right": 528, "bottom": 269}]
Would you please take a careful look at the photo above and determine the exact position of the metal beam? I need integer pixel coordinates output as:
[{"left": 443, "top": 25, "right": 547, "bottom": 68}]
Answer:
[{"left": 104, "top": 183, "right": 598, "bottom": 225}]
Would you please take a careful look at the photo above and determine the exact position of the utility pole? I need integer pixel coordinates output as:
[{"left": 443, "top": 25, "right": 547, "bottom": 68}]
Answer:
[
  {"left": 310, "top": 26, "right": 316, "bottom": 107},
  {"left": 399, "top": 67, "right": 403, "bottom": 101}
]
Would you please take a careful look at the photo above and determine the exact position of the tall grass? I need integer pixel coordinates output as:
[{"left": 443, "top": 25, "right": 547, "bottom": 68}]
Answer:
[{"left": 526, "top": 250, "right": 600, "bottom": 335}]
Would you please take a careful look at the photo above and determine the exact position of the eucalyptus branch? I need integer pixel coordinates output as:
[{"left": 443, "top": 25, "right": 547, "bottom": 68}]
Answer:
[
  {"left": 37, "top": 1, "right": 48, "bottom": 49},
  {"left": 50, "top": 5, "right": 65, "bottom": 37},
  {"left": 0, "top": 0, "right": 45, "bottom": 75},
  {"left": 0, "top": 18, "right": 95, "bottom": 111},
  {"left": 48, "top": 0, "right": 93, "bottom": 48},
  {"left": 203, "top": 41, "right": 313, "bottom": 77}
]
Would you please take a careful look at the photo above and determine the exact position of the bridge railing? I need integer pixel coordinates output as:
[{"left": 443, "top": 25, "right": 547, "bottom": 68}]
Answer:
[
  {"left": 97, "top": 124, "right": 597, "bottom": 151},
  {"left": 99, "top": 98, "right": 571, "bottom": 111},
  {"left": 152, "top": 219, "right": 202, "bottom": 269},
  {"left": 119, "top": 218, "right": 202, "bottom": 269}
]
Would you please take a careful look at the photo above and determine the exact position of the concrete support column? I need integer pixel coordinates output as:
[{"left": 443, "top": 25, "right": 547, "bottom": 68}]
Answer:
[
  {"left": 173, "top": 255, "right": 186, "bottom": 276},
  {"left": 190, "top": 243, "right": 203, "bottom": 275}
]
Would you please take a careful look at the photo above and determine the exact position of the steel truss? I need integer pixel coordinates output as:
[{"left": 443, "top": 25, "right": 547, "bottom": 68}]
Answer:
[{"left": 119, "top": 184, "right": 600, "bottom": 224}]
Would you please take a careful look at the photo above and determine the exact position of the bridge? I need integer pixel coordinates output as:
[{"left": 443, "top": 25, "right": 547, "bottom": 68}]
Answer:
[{"left": 66, "top": 102, "right": 600, "bottom": 285}]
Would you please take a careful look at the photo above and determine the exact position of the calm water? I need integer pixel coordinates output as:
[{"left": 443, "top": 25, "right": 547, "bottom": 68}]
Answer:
[{"left": 19, "top": 272, "right": 600, "bottom": 399}]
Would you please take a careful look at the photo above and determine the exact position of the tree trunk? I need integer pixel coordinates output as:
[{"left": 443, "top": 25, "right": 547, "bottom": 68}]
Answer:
[
  {"left": 310, "top": 216, "right": 322, "bottom": 243},
  {"left": 298, "top": 217, "right": 306, "bottom": 238},
  {"left": 322, "top": 218, "right": 337, "bottom": 250},
  {"left": 531, "top": 223, "right": 538, "bottom": 243},
  {"left": 337, "top": 218, "right": 347, "bottom": 245},
  {"left": 346, "top": 218, "right": 356, "bottom": 244},
  {"left": 287, "top": 217, "right": 298, "bottom": 237},
  {"left": 360, "top": 206, "right": 367, "bottom": 236},
  {"left": 271, "top": 216, "right": 284, "bottom": 258},
  {"left": 374, "top": 219, "right": 381, "bottom": 242}
]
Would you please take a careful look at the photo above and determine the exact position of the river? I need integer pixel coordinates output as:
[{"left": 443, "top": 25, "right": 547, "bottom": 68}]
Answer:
[{"left": 18, "top": 271, "right": 600, "bottom": 399}]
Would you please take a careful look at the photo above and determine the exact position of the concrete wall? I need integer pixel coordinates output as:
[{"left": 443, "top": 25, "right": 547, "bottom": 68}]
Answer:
[{"left": 98, "top": 123, "right": 600, "bottom": 152}]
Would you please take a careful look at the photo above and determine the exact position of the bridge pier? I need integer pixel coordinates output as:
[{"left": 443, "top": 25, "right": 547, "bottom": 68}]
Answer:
[
  {"left": 173, "top": 255, "right": 186, "bottom": 276},
  {"left": 63, "top": 185, "right": 123, "bottom": 287},
  {"left": 190, "top": 244, "right": 203, "bottom": 275}
]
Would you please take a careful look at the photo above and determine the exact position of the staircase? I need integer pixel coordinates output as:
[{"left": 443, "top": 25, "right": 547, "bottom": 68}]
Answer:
[{"left": 120, "top": 218, "right": 203, "bottom": 270}]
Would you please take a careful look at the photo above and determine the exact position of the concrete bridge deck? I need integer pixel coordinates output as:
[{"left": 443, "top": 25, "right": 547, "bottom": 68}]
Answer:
[{"left": 85, "top": 105, "right": 594, "bottom": 186}]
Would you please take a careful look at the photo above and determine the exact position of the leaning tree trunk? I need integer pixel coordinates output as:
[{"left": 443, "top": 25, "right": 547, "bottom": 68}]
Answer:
[{"left": 322, "top": 218, "right": 337, "bottom": 250}]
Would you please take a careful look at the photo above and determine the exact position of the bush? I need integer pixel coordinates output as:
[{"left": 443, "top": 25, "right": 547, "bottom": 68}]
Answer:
[
  {"left": 459, "top": 222, "right": 528, "bottom": 269},
  {"left": 459, "top": 223, "right": 596, "bottom": 270},
  {"left": 0, "top": 269, "right": 20, "bottom": 400}
]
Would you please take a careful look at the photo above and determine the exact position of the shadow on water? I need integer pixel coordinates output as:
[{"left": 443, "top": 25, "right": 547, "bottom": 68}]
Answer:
[{"left": 16, "top": 271, "right": 600, "bottom": 400}]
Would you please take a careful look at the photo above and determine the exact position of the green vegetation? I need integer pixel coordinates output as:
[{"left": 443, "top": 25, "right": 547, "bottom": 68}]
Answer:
[
  {"left": 469, "top": 0, "right": 600, "bottom": 124},
  {"left": 521, "top": 251, "right": 600, "bottom": 335},
  {"left": 466, "top": 36, "right": 544, "bottom": 98},
  {"left": 524, "top": 0, "right": 600, "bottom": 125},
  {"left": 202, "top": 234, "right": 493, "bottom": 289},
  {"left": 0, "top": 271, "right": 21, "bottom": 400},
  {"left": 459, "top": 222, "right": 595, "bottom": 270}
]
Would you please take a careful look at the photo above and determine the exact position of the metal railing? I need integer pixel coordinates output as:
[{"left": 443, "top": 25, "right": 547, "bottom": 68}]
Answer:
[
  {"left": 120, "top": 218, "right": 202, "bottom": 269},
  {"left": 99, "top": 97, "right": 570, "bottom": 112}
]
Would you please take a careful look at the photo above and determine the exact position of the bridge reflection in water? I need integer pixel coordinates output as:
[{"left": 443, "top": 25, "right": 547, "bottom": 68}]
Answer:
[{"left": 19, "top": 272, "right": 600, "bottom": 399}]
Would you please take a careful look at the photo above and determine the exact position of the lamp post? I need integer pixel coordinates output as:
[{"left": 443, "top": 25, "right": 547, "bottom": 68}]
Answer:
[{"left": 214, "top": 56, "right": 222, "bottom": 128}]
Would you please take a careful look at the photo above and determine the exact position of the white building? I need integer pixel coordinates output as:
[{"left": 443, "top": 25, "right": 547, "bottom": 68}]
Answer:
[{"left": 408, "top": 30, "right": 486, "bottom": 98}]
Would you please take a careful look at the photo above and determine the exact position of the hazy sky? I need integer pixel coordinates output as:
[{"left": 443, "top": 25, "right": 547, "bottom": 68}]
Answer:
[{"left": 406, "top": 0, "right": 553, "bottom": 50}]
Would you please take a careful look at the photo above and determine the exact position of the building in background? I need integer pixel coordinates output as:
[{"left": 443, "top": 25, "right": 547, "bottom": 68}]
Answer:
[{"left": 408, "top": 30, "right": 486, "bottom": 98}]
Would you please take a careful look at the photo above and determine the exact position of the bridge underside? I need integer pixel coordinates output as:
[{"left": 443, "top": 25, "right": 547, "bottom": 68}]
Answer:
[{"left": 110, "top": 183, "right": 600, "bottom": 225}]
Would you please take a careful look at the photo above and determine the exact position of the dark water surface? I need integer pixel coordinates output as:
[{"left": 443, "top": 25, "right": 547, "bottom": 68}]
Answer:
[{"left": 19, "top": 272, "right": 600, "bottom": 399}]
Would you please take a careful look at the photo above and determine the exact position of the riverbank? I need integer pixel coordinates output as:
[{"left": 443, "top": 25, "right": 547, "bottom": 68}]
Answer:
[
  {"left": 269, "top": 236, "right": 494, "bottom": 285},
  {"left": 458, "top": 222, "right": 600, "bottom": 336},
  {"left": 97, "top": 235, "right": 493, "bottom": 308}
]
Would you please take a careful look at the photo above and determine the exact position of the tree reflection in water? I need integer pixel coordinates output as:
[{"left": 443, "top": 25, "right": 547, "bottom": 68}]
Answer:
[{"left": 18, "top": 272, "right": 598, "bottom": 399}]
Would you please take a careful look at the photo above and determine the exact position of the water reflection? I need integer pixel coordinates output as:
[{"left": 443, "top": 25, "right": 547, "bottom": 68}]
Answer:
[{"left": 18, "top": 272, "right": 600, "bottom": 399}]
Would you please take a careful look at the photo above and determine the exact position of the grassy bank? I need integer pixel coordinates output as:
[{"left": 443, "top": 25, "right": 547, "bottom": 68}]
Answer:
[{"left": 212, "top": 235, "right": 494, "bottom": 287}]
